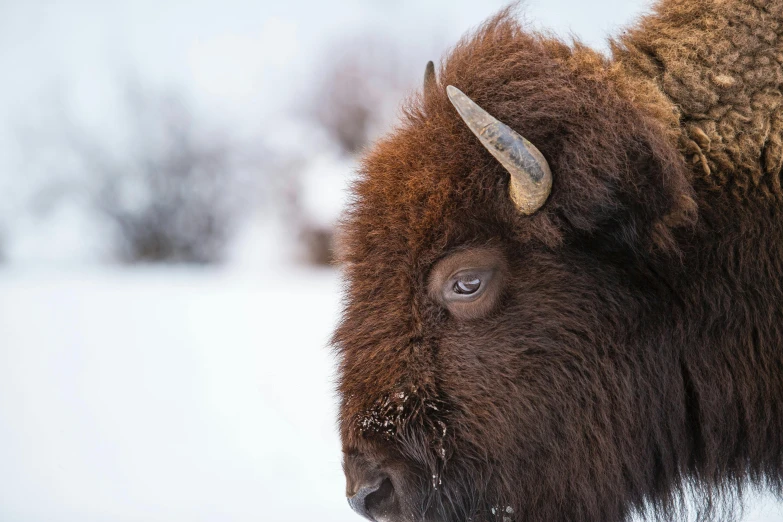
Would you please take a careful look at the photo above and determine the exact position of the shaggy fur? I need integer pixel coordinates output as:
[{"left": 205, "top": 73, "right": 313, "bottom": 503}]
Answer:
[{"left": 334, "top": 1, "right": 783, "bottom": 521}]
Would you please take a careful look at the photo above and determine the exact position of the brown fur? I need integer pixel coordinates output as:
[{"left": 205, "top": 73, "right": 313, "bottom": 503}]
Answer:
[{"left": 334, "top": 2, "right": 783, "bottom": 521}]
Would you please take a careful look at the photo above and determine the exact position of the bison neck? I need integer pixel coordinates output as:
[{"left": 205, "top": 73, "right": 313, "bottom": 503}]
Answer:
[{"left": 667, "top": 191, "right": 783, "bottom": 501}]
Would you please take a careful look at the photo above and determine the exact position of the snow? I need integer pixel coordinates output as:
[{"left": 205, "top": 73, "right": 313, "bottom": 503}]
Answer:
[
  {"left": 0, "top": 267, "right": 346, "bottom": 522},
  {"left": 0, "top": 266, "right": 781, "bottom": 522}
]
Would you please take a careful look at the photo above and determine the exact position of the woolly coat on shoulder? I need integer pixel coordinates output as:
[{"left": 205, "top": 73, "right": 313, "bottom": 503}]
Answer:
[{"left": 616, "top": 0, "right": 783, "bottom": 200}]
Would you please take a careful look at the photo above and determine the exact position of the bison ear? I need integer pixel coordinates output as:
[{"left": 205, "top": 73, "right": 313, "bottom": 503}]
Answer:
[
  {"left": 548, "top": 113, "right": 697, "bottom": 257},
  {"left": 583, "top": 136, "right": 697, "bottom": 256}
]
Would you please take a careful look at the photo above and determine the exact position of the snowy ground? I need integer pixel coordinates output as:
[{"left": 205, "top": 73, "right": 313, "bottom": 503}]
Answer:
[
  {"left": 0, "top": 267, "right": 781, "bottom": 522},
  {"left": 0, "top": 267, "right": 346, "bottom": 522}
]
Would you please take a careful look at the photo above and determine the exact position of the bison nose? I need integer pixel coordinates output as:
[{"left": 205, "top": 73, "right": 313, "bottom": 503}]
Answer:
[
  {"left": 347, "top": 476, "right": 394, "bottom": 521},
  {"left": 344, "top": 452, "right": 397, "bottom": 521}
]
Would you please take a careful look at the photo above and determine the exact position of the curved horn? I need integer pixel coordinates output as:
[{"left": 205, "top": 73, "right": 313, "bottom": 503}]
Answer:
[{"left": 446, "top": 85, "right": 552, "bottom": 215}]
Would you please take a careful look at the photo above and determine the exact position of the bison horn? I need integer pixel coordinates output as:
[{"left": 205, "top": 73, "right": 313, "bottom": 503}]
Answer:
[
  {"left": 424, "top": 61, "right": 436, "bottom": 90},
  {"left": 446, "top": 85, "right": 552, "bottom": 215}
]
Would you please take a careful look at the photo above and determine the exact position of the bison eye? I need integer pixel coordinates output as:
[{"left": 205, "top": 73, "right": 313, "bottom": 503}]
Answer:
[
  {"left": 428, "top": 247, "right": 507, "bottom": 320},
  {"left": 445, "top": 269, "right": 494, "bottom": 302},
  {"left": 453, "top": 276, "right": 482, "bottom": 295}
]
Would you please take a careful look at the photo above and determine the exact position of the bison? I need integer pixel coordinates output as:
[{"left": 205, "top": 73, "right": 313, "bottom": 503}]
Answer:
[{"left": 333, "top": 1, "right": 783, "bottom": 521}]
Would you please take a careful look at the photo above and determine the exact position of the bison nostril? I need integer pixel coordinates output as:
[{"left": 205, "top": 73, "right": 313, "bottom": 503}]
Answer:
[
  {"left": 347, "top": 477, "right": 394, "bottom": 521},
  {"left": 364, "top": 478, "right": 394, "bottom": 516}
]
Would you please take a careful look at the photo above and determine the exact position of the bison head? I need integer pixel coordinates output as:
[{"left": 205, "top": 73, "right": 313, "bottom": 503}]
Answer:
[{"left": 333, "top": 13, "right": 697, "bottom": 522}]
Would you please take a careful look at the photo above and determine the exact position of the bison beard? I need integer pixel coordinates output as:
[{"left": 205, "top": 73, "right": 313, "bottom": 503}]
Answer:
[{"left": 333, "top": 1, "right": 783, "bottom": 521}]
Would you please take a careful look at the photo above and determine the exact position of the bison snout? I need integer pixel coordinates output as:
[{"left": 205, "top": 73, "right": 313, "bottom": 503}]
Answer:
[
  {"left": 344, "top": 453, "right": 397, "bottom": 521},
  {"left": 347, "top": 477, "right": 394, "bottom": 521}
]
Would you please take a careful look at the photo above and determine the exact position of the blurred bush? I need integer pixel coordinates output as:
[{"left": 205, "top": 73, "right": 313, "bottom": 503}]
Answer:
[
  {"left": 21, "top": 80, "right": 265, "bottom": 265},
  {"left": 93, "top": 85, "right": 251, "bottom": 264},
  {"left": 307, "top": 36, "right": 417, "bottom": 157},
  {"left": 6, "top": 35, "right": 431, "bottom": 268}
]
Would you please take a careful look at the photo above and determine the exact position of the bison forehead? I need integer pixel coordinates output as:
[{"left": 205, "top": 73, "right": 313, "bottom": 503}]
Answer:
[{"left": 342, "top": 137, "right": 513, "bottom": 268}]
